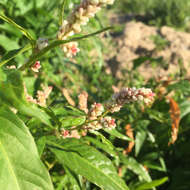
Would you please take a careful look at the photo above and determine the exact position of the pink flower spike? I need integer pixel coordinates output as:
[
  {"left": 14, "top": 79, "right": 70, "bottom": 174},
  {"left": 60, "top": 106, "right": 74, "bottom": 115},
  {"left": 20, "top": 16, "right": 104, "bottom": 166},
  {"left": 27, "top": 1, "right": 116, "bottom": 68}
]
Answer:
[
  {"left": 71, "top": 44, "right": 80, "bottom": 56},
  {"left": 31, "top": 61, "right": 41, "bottom": 72}
]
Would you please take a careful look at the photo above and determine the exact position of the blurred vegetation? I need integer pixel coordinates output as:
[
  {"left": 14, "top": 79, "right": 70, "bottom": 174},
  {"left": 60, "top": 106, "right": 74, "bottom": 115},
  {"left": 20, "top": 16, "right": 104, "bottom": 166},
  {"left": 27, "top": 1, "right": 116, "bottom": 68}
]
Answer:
[{"left": 116, "top": 0, "right": 190, "bottom": 29}]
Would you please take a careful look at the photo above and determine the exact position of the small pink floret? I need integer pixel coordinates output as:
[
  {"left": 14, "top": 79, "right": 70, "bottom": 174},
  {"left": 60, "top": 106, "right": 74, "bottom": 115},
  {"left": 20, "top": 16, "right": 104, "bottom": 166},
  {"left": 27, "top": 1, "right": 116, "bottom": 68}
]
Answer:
[
  {"left": 31, "top": 61, "right": 41, "bottom": 72},
  {"left": 71, "top": 45, "right": 78, "bottom": 55},
  {"left": 110, "top": 119, "right": 115, "bottom": 125},
  {"left": 63, "top": 130, "right": 69, "bottom": 137}
]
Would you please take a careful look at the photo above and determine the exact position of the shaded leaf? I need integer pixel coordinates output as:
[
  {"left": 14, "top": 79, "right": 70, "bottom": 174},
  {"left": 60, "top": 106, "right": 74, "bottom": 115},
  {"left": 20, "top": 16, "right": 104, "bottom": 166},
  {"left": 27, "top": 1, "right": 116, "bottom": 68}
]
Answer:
[
  {"left": 136, "top": 177, "right": 168, "bottom": 190},
  {"left": 64, "top": 167, "right": 82, "bottom": 190},
  {"left": 119, "top": 153, "right": 152, "bottom": 182}
]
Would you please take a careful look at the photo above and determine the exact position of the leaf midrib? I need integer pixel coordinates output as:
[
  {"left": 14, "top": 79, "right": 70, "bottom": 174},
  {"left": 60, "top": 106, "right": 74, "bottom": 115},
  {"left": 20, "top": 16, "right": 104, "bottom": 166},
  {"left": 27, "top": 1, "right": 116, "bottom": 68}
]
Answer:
[{"left": 0, "top": 139, "right": 20, "bottom": 189}]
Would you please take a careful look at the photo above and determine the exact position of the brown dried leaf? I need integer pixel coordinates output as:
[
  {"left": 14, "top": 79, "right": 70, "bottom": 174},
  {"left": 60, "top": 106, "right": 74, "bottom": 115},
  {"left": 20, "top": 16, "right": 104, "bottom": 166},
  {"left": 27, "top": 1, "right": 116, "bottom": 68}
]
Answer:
[
  {"left": 123, "top": 124, "right": 135, "bottom": 154},
  {"left": 168, "top": 98, "right": 180, "bottom": 146}
]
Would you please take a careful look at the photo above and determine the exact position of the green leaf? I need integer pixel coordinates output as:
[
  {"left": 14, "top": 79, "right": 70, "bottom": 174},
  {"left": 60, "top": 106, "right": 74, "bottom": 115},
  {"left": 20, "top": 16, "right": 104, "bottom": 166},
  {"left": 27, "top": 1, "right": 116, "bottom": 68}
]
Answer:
[
  {"left": 35, "top": 0, "right": 47, "bottom": 8},
  {"left": 61, "top": 116, "right": 86, "bottom": 128},
  {"left": 136, "top": 177, "right": 168, "bottom": 190},
  {"left": 133, "top": 56, "right": 150, "bottom": 70},
  {"left": 36, "top": 136, "right": 46, "bottom": 157},
  {"left": 104, "top": 128, "right": 133, "bottom": 141},
  {"left": 0, "top": 23, "right": 22, "bottom": 37},
  {"left": 64, "top": 167, "right": 82, "bottom": 190},
  {"left": 133, "top": 56, "right": 163, "bottom": 70},
  {"left": 65, "top": 105, "right": 86, "bottom": 116},
  {"left": 47, "top": 138, "right": 129, "bottom": 190},
  {"left": 84, "top": 136, "right": 118, "bottom": 158},
  {"left": 119, "top": 153, "right": 152, "bottom": 182},
  {"left": 0, "top": 35, "right": 20, "bottom": 51},
  {"left": 0, "top": 107, "right": 54, "bottom": 190},
  {"left": 0, "top": 44, "right": 32, "bottom": 67},
  {"left": 179, "top": 100, "right": 190, "bottom": 119},
  {"left": 0, "top": 14, "right": 35, "bottom": 45},
  {"left": 135, "top": 130, "right": 147, "bottom": 157},
  {"left": 135, "top": 120, "right": 149, "bottom": 156},
  {"left": 90, "top": 130, "right": 115, "bottom": 149},
  {"left": 53, "top": 106, "right": 85, "bottom": 117},
  {"left": 0, "top": 68, "right": 6, "bottom": 81}
]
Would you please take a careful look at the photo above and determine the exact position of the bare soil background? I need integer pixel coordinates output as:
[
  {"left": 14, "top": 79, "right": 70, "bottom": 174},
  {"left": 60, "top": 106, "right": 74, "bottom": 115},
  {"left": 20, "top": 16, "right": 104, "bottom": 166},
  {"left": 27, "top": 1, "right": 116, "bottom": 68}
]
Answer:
[{"left": 106, "top": 17, "right": 190, "bottom": 79}]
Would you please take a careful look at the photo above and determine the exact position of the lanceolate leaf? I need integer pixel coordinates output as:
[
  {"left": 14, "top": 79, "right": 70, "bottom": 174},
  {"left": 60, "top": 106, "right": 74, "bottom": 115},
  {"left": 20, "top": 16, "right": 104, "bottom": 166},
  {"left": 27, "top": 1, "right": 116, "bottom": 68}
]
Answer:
[
  {"left": 84, "top": 136, "right": 118, "bottom": 158},
  {"left": 61, "top": 116, "right": 86, "bottom": 128},
  {"left": 47, "top": 138, "right": 129, "bottom": 190},
  {"left": 0, "top": 107, "right": 54, "bottom": 190},
  {"left": 135, "top": 177, "right": 168, "bottom": 190},
  {"left": 104, "top": 128, "right": 133, "bottom": 141},
  {"left": 119, "top": 153, "right": 152, "bottom": 182},
  {"left": 135, "top": 130, "right": 147, "bottom": 156}
]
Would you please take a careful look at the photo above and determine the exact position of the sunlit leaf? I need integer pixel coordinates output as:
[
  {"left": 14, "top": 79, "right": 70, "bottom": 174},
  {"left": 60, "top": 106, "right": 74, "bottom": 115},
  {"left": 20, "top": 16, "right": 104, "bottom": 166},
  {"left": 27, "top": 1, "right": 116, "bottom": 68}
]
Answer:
[
  {"left": 0, "top": 107, "right": 54, "bottom": 190},
  {"left": 104, "top": 128, "right": 133, "bottom": 141},
  {"left": 47, "top": 137, "right": 129, "bottom": 190}
]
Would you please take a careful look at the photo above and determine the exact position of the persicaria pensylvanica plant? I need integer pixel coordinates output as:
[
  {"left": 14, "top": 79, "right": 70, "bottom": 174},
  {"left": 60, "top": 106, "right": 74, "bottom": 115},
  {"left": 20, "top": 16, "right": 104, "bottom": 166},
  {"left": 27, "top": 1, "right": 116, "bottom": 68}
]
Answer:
[{"left": 21, "top": 0, "right": 155, "bottom": 137}]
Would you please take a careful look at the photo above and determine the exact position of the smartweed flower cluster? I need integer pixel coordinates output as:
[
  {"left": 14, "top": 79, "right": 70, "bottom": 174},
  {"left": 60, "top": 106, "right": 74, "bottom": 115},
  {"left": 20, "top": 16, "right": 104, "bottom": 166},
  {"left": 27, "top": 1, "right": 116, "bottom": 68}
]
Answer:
[
  {"left": 57, "top": 0, "right": 115, "bottom": 57},
  {"left": 106, "top": 87, "right": 155, "bottom": 113}
]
